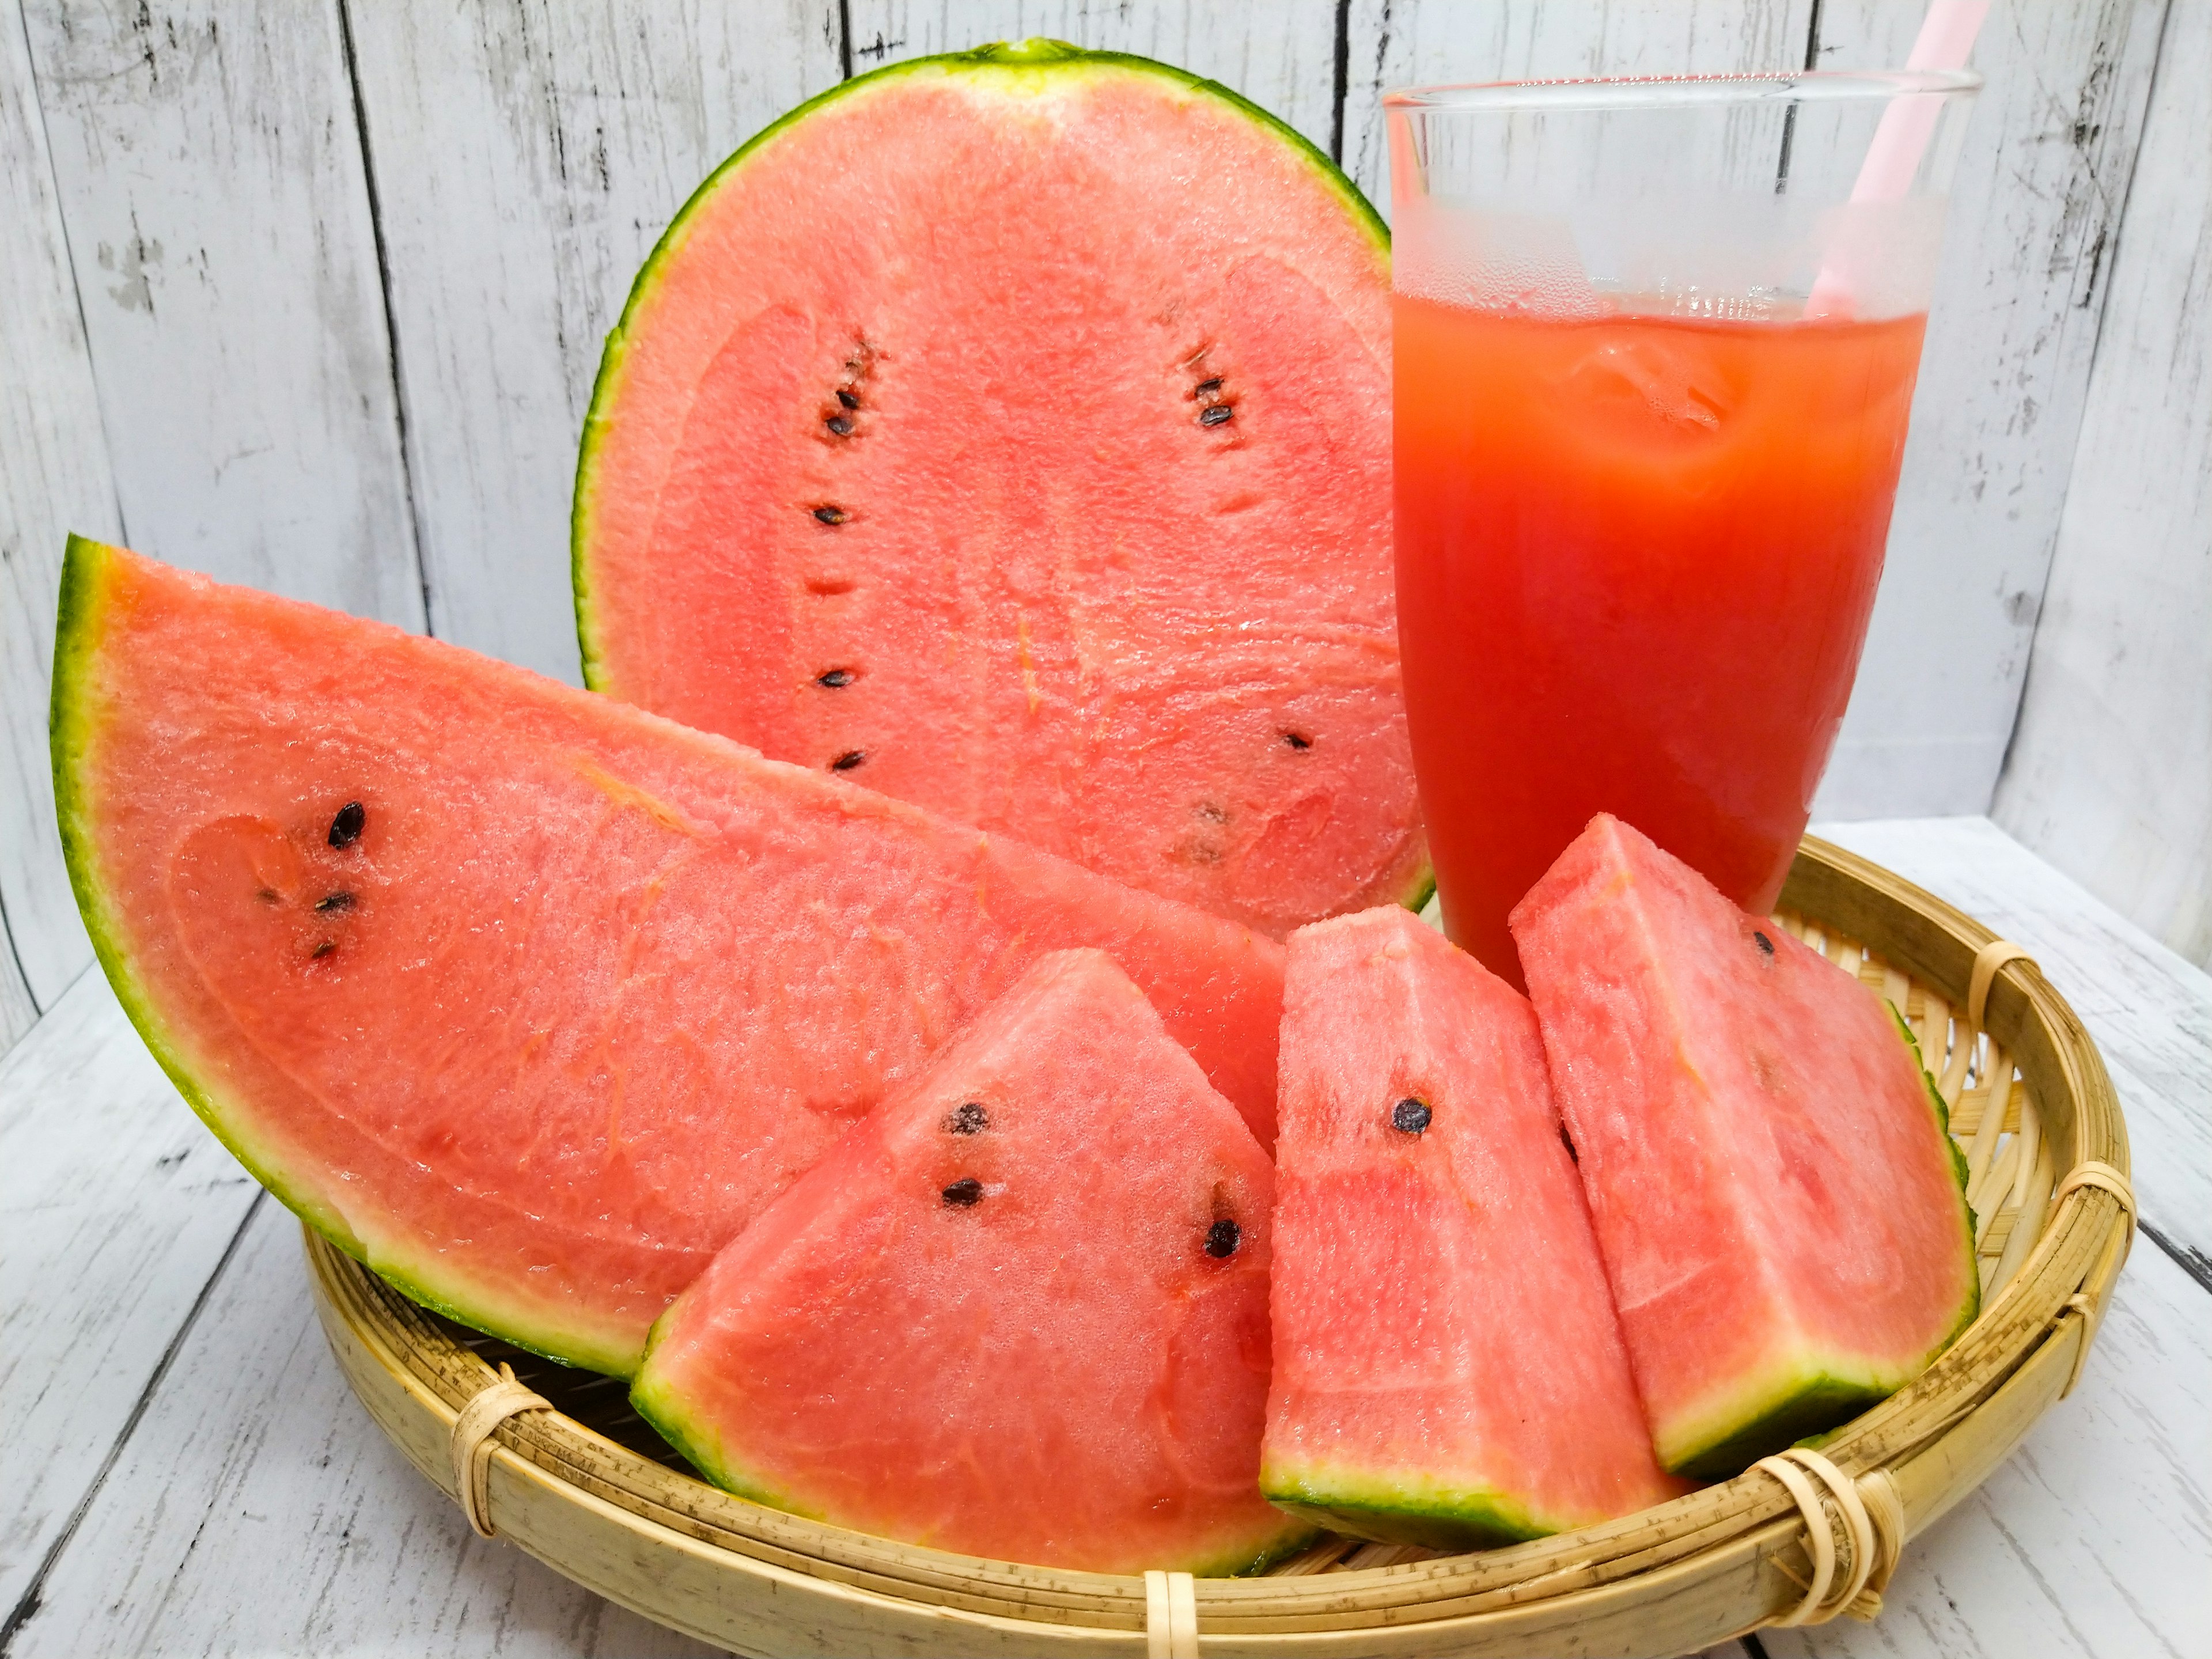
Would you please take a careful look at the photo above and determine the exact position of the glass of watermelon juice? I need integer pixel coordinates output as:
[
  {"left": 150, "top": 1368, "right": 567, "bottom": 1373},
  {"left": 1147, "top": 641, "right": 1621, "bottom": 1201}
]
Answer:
[{"left": 1384, "top": 71, "right": 1978, "bottom": 987}]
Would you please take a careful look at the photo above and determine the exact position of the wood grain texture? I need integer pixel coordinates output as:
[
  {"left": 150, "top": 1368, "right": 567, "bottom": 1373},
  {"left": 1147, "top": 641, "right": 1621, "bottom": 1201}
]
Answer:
[
  {"left": 1811, "top": 0, "right": 2172, "bottom": 819},
  {"left": 0, "top": 970, "right": 262, "bottom": 1624},
  {"left": 342, "top": 1, "right": 842, "bottom": 685},
  {"left": 1762, "top": 1241, "right": 2212, "bottom": 1659},
  {"left": 20, "top": 0, "right": 423, "bottom": 626},
  {"left": 1, "top": 1199, "right": 722, "bottom": 1659},
  {"left": 1816, "top": 815, "right": 2212, "bottom": 1270},
  {"left": 1993, "top": 0, "right": 2211, "bottom": 972},
  {"left": 0, "top": 0, "right": 113, "bottom": 1023},
  {"left": 841, "top": 0, "right": 1341, "bottom": 157}
]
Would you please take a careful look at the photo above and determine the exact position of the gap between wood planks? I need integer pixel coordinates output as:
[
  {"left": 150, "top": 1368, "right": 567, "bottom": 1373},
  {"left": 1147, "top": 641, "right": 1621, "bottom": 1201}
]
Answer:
[{"left": 0, "top": 1190, "right": 268, "bottom": 1658}]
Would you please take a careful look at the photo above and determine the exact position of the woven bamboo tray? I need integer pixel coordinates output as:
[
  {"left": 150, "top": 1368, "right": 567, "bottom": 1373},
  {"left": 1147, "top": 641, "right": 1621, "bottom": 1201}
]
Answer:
[{"left": 305, "top": 834, "right": 2134, "bottom": 1658}]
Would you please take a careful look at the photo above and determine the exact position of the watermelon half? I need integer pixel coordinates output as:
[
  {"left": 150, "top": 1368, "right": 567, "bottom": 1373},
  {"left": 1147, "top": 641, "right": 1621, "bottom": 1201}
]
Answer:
[
  {"left": 1261, "top": 906, "right": 1687, "bottom": 1546},
  {"left": 632, "top": 948, "right": 1311, "bottom": 1574},
  {"left": 572, "top": 39, "right": 1425, "bottom": 940},
  {"left": 1510, "top": 816, "right": 1979, "bottom": 1478},
  {"left": 52, "top": 537, "right": 1285, "bottom": 1376}
]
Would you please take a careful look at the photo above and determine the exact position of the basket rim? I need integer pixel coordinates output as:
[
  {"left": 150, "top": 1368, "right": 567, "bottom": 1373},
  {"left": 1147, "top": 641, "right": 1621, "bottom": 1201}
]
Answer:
[{"left": 305, "top": 834, "right": 2135, "bottom": 1639}]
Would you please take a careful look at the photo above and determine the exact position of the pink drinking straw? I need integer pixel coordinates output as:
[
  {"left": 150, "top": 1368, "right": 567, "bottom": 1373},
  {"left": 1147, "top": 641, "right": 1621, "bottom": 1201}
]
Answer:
[{"left": 1804, "top": 0, "right": 1987, "bottom": 317}]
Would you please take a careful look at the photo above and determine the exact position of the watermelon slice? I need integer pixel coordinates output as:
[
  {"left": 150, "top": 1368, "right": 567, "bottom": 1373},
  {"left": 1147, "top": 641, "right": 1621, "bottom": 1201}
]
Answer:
[
  {"left": 571, "top": 40, "right": 1424, "bottom": 940},
  {"left": 1260, "top": 906, "right": 1687, "bottom": 1546},
  {"left": 630, "top": 948, "right": 1310, "bottom": 1573},
  {"left": 52, "top": 537, "right": 1286, "bottom": 1376},
  {"left": 1510, "top": 815, "right": 1979, "bottom": 1478}
]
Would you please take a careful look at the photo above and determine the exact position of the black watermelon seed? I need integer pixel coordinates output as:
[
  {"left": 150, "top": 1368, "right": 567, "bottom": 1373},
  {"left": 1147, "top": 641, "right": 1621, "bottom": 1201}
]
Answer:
[
  {"left": 328, "top": 801, "right": 366, "bottom": 848},
  {"left": 826, "top": 414, "right": 855, "bottom": 436},
  {"left": 941, "top": 1177, "right": 983, "bottom": 1208},
  {"left": 1560, "top": 1123, "right": 1579, "bottom": 1164},
  {"left": 310, "top": 941, "right": 337, "bottom": 960},
  {"left": 315, "top": 892, "right": 355, "bottom": 913},
  {"left": 812, "top": 505, "right": 849, "bottom": 525},
  {"left": 946, "top": 1102, "right": 988, "bottom": 1135},
  {"left": 256, "top": 887, "right": 280, "bottom": 904},
  {"left": 1283, "top": 732, "right": 1312, "bottom": 751},
  {"left": 1198, "top": 404, "right": 1233, "bottom": 427},
  {"left": 1392, "top": 1097, "right": 1433, "bottom": 1135},
  {"left": 817, "top": 668, "right": 854, "bottom": 688},
  {"left": 836, "top": 388, "right": 860, "bottom": 410},
  {"left": 830, "top": 750, "right": 866, "bottom": 772},
  {"left": 1204, "top": 1217, "right": 1241, "bottom": 1259},
  {"left": 1194, "top": 377, "right": 1223, "bottom": 395},
  {"left": 1753, "top": 930, "right": 1776, "bottom": 957}
]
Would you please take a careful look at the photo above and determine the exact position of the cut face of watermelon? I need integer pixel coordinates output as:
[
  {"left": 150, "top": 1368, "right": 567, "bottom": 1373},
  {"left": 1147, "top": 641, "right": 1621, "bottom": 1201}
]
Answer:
[
  {"left": 53, "top": 538, "right": 1285, "bottom": 1376},
  {"left": 1510, "top": 815, "right": 1979, "bottom": 1479},
  {"left": 1261, "top": 907, "right": 1687, "bottom": 1546},
  {"left": 573, "top": 40, "right": 1424, "bottom": 940},
  {"left": 631, "top": 948, "right": 1312, "bottom": 1574}
]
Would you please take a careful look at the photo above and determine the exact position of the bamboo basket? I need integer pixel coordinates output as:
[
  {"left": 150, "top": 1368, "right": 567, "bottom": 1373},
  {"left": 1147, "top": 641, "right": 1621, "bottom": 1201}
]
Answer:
[{"left": 305, "top": 834, "right": 2134, "bottom": 1658}]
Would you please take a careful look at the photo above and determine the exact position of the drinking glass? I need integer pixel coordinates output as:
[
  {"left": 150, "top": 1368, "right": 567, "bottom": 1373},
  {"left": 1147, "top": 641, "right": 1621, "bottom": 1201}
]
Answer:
[{"left": 1385, "top": 71, "right": 1980, "bottom": 986}]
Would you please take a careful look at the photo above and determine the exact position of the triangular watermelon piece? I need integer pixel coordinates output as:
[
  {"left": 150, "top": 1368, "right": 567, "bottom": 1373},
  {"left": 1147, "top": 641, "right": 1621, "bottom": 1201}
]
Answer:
[
  {"left": 52, "top": 538, "right": 1285, "bottom": 1376},
  {"left": 573, "top": 41, "right": 1426, "bottom": 940},
  {"left": 1510, "top": 815, "right": 1979, "bottom": 1478},
  {"left": 1260, "top": 906, "right": 1687, "bottom": 1546},
  {"left": 630, "top": 948, "right": 1312, "bottom": 1573}
]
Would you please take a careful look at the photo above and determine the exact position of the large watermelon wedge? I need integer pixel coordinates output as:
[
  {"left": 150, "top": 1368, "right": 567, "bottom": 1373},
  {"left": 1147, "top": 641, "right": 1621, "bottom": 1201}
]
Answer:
[
  {"left": 52, "top": 537, "right": 1285, "bottom": 1376},
  {"left": 1510, "top": 816, "right": 1979, "bottom": 1478},
  {"left": 1262, "top": 906, "right": 1687, "bottom": 1546},
  {"left": 632, "top": 948, "right": 1312, "bottom": 1574},
  {"left": 572, "top": 40, "right": 1424, "bottom": 940}
]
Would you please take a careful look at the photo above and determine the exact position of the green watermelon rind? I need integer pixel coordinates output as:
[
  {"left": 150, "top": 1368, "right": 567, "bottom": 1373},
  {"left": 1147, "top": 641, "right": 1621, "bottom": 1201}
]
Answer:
[
  {"left": 51, "top": 533, "right": 640, "bottom": 1380},
  {"left": 1655, "top": 1007, "right": 1984, "bottom": 1480},
  {"left": 571, "top": 37, "right": 1389, "bottom": 690},
  {"left": 1259, "top": 1463, "right": 1558, "bottom": 1551}
]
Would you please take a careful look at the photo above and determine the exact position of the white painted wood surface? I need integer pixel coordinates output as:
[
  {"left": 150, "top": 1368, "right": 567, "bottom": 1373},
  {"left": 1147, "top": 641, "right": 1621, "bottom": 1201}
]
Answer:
[
  {"left": 1810, "top": 0, "right": 2172, "bottom": 823},
  {"left": 0, "top": 0, "right": 114, "bottom": 1035},
  {"left": 2, "top": 819, "right": 2203, "bottom": 1656},
  {"left": 1993, "top": 0, "right": 2212, "bottom": 972},
  {"left": 19, "top": 0, "right": 423, "bottom": 626},
  {"left": 0, "top": 971, "right": 263, "bottom": 1621}
]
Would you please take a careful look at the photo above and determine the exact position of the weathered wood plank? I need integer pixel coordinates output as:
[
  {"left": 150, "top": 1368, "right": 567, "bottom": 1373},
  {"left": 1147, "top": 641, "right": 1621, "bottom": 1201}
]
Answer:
[
  {"left": 1809, "top": 0, "right": 2171, "bottom": 819},
  {"left": 1816, "top": 815, "right": 2212, "bottom": 1269},
  {"left": 343, "top": 2, "right": 842, "bottom": 685},
  {"left": 1336, "top": 0, "right": 1819, "bottom": 209},
  {"left": 1992, "top": 0, "right": 2211, "bottom": 972},
  {"left": 842, "top": 1, "right": 1341, "bottom": 157},
  {"left": 0, "top": 0, "right": 113, "bottom": 1022},
  {"left": 2, "top": 1199, "right": 721, "bottom": 1658},
  {"left": 1762, "top": 1240, "right": 2212, "bottom": 1659},
  {"left": 0, "top": 969, "right": 262, "bottom": 1624},
  {"left": 21, "top": 0, "right": 423, "bottom": 626}
]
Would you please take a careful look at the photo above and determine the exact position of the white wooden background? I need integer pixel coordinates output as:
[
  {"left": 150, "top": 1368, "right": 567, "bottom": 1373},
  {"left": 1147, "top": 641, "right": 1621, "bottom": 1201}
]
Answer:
[{"left": 0, "top": 0, "right": 2206, "bottom": 1033}]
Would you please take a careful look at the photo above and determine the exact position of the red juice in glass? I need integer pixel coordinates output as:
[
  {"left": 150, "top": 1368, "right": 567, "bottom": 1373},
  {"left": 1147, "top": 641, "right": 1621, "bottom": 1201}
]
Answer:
[
  {"left": 1395, "top": 298, "right": 1926, "bottom": 985},
  {"left": 1383, "top": 71, "right": 1977, "bottom": 986}
]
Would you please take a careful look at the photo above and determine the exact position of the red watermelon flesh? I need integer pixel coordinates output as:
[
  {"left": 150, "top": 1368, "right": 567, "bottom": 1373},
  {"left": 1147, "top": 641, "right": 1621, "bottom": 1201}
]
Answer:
[
  {"left": 1510, "top": 815, "right": 1978, "bottom": 1478},
  {"left": 52, "top": 537, "right": 1285, "bottom": 1377},
  {"left": 1261, "top": 906, "right": 1687, "bottom": 1546},
  {"left": 630, "top": 948, "right": 1311, "bottom": 1574},
  {"left": 573, "top": 41, "right": 1424, "bottom": 940}
]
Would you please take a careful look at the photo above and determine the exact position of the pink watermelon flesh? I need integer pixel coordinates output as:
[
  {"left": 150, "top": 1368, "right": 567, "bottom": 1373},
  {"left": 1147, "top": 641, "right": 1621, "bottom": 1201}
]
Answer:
[
  {"left": 1260, "top": 906, "right": 1688, "bottom": 1546},
  {"left": 573, "top": 41, "right": 1423, "bottom": 940},
  {"left": 1509, "top": 815, "right": 1978, "bottom": 1479},
  {"left": 630, "top": 948, "right": 1312, "bottom": 1574},
  {"left": 53, "top": 538, "right": 1286, "bottom": 1377}
]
